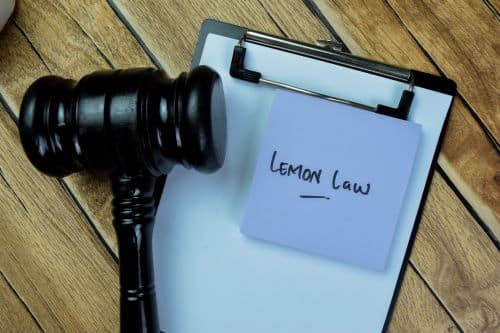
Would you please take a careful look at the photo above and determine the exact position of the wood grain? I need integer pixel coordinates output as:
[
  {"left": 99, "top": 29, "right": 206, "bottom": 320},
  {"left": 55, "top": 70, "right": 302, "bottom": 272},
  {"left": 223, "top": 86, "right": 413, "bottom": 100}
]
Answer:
[
  {"left": 416, "top": 173, "right": 499, "bottom": 332},
  {"left": 110, "top": 0, "right": 281, "bottom": 74},
  {"left": 312, "top": 0, "right": 500, "bottom": 253},
  {"left": 0, "top": 272, "right": 42, "bottom": 333},
  {"left": 0, "top": 98, "right": 119, "bottom": 331},
  {"left": 387, "top": 268, "right": 459, "bottom": 333},
  {"left": 55, "top": 0, "right": 153, "bottom": 69},
  {"left": 386, "top": 0, "right": 500, "bottom": 143},
  {"left": 13, "top": 0, "right": 107, "bottom": 76},
  {"left": 259, "top": 0, "right": 331, "bottom": 42}
]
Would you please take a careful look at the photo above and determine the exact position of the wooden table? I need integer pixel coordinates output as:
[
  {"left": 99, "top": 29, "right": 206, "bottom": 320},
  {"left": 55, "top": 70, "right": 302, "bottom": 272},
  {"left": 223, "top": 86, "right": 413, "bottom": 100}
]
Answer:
[{"left": 0, "top": 1, "right": 498, "bottom": 332}]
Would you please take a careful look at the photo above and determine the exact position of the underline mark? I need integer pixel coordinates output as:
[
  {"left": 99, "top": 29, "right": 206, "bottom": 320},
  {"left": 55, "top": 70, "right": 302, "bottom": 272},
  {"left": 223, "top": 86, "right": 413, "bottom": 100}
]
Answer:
[{"left": 299, "top": 195, "right": 330, "bottom": 200}]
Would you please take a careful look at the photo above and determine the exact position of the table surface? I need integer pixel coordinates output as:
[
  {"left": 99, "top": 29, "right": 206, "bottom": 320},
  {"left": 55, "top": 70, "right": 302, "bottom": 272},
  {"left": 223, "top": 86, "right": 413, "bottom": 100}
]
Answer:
[{"left": 0, "top": 1, "right": 498, "bottom": 332}]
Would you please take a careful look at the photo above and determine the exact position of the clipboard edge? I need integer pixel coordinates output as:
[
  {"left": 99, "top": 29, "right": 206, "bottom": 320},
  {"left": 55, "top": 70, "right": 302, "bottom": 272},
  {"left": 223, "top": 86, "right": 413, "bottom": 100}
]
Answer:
[
  {"left": 191, "top": 19, "right": 246, "bottom": 69},
  {"left": 381, "top": 97, "right": 455, "bottom": 333}
]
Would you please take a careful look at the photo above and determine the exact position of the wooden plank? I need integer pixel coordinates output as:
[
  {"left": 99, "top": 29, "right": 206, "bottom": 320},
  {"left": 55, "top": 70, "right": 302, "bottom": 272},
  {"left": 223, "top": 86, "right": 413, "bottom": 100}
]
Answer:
[
  {"left": 0, "top": 22, "right": 47, "bottom": 109},
  {"left": 259, "top": 0, "right": 331, "bottom": 42},
  {"left": 12, "top": 1, "right": 106, "bottom": 77},
  {"left": 0, "top": 272, "right": 42, "bottom": 333},
  {"left": 55, "top": 0, "right": 153, "bottom": 69},
  {"left": 386, "top": 0, "right": 500, "bottom": 143},
  {"left": 387, "top": 268, "right": 459, "bottom": 333},
  {"left": 0, "top": 99, "right": 119, "bottom": 331},
  {"left": 109, "top": 0, "right": 465, "bottom": 330},
  {"left": 437, "top": 107, "right": 500, "bottom": 241},
  {"left": 109, "top": 0, "right": 282, "bottom": 74},
  {"left": 312, "top": 0, "right": 499, "bottom": 247},
  {"left": 414, "top": 172, "right": 500, "bottom": 333},
  {"left": 308, "top": 1, "right": 500, "bottom": 331}
]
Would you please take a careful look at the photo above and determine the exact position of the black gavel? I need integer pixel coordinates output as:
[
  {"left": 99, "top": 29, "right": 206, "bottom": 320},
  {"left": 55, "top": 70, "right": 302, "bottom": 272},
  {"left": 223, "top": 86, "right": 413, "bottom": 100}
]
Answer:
[{"left": 18, "top": 66, "right": 227, "bottom": 333}]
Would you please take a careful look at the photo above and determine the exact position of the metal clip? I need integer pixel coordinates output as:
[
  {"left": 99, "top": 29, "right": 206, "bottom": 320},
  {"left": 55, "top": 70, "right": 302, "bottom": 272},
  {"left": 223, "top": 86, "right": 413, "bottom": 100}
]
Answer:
[{"left": 230, "top": 32, "right": 414, "bottom": 119}]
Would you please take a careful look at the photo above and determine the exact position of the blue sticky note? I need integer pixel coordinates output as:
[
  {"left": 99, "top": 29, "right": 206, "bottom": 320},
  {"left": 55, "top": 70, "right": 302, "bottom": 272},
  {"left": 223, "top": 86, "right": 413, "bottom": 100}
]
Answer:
[{"left": 241, "top": 90, "right": 422, "bottom": 271}]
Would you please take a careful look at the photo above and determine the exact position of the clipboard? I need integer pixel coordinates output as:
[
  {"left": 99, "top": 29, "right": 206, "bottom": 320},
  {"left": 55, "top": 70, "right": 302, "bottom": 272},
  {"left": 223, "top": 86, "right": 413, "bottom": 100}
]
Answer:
[{"left": 153, "top": 19, "right": 456, "bottom": 333}]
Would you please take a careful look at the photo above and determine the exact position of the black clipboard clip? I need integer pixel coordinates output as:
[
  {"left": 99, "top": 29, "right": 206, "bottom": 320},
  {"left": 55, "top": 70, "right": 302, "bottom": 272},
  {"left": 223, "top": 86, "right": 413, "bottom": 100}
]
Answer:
[{"left": 230, "top": 31, "right": 414, "bottom": 120}]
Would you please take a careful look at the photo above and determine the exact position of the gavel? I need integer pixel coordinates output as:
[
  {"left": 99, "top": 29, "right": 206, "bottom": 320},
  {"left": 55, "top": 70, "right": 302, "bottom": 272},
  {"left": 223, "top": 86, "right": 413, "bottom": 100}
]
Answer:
[{"left": 18, "top": 66, "right": 227, "bottom": 333}]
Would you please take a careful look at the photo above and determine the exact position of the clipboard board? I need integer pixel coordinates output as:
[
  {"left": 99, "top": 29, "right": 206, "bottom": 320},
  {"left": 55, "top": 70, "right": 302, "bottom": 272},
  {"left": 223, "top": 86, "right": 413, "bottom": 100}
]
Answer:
[{"left": 152, "top": 19, "right": 456, "bottom": 333}]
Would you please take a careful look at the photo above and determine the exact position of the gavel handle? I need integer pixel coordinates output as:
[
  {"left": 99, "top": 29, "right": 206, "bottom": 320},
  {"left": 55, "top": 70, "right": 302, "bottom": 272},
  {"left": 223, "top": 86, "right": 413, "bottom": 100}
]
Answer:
[{"left": 112, "top": 173, "right": 160, "bottom": 333}]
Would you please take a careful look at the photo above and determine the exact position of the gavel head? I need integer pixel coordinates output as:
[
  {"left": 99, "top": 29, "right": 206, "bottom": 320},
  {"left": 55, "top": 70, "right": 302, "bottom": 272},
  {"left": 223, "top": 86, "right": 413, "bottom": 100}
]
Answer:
[{"left": 19, "top": 66, "right": 227, "bottom": 178}]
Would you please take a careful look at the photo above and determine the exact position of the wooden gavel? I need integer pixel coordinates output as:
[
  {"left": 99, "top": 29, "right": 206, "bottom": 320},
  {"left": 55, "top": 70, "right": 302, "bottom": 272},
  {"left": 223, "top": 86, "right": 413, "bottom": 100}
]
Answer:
[{"left": 18, "top": 66, "right": 227, "bottom": 333}]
